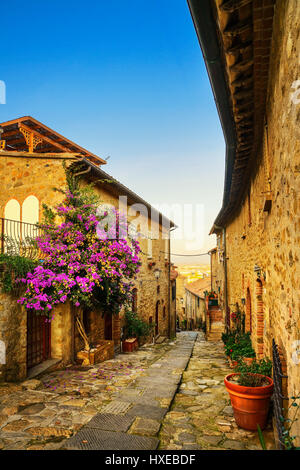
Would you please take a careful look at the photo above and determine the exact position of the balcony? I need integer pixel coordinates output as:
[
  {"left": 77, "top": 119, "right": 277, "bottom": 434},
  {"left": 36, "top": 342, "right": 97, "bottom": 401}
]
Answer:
[{"left": 0, "top": 217, "right": 44, "bottom": 259}]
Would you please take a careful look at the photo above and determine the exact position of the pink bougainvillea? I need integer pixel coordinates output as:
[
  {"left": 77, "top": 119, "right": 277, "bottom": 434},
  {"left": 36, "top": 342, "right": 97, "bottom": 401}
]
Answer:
[{"left": 18, "top": 180, "right": 141, "bottom": 316}]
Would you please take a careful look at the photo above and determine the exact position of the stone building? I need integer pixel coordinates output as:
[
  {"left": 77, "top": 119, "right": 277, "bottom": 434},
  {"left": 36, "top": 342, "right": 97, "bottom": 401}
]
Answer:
[
  {"left": 185, "top": 277, "right": 211, "bottom": 330},
  {"left": 0, "top": 116, "right": 175, "bottom": 382},
  {"left": 188, "top": 0, "right": 300, "bottom": 446},
  {"left": 170, "top": 265, "right": 178, "bottom": 335},
  {"left": 175, "top": 272, "right": 187, "bottom": 328}
]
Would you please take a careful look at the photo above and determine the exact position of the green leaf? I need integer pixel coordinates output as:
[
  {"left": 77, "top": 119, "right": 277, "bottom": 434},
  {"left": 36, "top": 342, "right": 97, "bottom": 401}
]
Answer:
[{"left": 257, "top": 424, "right": 267, "bottom": 450}]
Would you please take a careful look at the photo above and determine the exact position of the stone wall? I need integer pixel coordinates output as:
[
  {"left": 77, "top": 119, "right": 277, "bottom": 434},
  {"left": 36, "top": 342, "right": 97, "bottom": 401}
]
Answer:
[
  {"left": 175, "top": 274, "right": 187, "bottom": 326},
  {"left": 0, "top": 154, "right": 75, "bottom": 220},
  {"left": 210, "top": 247, "right": 225, "bottom": 317},
  {"left": 169, "top": 279, "right": 176, "bottom": 338},
  {"left": 185, "top": 290, "right": 205, "bottom": 329},
  {"left": 0, "top": 292, "right": 26, "bottom": 382},
  {"left": 217, "top": 0, "right": 300, "bottom": 444}
]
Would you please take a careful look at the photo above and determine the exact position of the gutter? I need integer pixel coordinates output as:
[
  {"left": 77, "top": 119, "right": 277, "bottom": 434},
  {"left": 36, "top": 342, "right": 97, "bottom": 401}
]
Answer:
[{"left": 187, "top": 0, "right": 237, "bottom": 232}]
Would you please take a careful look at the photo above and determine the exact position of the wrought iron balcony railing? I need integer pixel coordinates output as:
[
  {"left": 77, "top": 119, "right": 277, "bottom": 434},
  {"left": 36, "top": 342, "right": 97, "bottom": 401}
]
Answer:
[{"left": 0, "top": 217, "right": 44, "bottom": 259}]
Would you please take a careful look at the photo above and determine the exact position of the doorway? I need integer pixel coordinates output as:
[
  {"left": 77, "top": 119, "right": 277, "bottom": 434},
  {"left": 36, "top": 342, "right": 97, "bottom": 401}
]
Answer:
[
  {"left": 27, "top": 311, "right": 51, "bottom": 370},
  {"left": 104, "top": 314, "right": 112, "bottom": 340}
]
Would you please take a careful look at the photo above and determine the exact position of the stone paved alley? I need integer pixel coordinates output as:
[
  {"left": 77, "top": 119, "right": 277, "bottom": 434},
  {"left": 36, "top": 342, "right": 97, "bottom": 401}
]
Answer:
[{"left": 0, "top": 332, "right": 275, "bottom": 450}]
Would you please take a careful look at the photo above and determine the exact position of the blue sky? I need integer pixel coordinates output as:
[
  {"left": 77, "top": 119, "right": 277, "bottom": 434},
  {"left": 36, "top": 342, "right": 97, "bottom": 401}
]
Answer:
[{"left": 1, "top": 0, "right": 224, "bottom": 264}]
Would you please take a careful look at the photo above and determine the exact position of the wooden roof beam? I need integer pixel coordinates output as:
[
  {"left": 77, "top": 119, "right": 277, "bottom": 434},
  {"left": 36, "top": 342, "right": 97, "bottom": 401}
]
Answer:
[
  {"left": 220, "top": 0, "right": 252, "bottom": 13},
  {"left": 18, "top": 123, "right": 70, "bottom": 153}
]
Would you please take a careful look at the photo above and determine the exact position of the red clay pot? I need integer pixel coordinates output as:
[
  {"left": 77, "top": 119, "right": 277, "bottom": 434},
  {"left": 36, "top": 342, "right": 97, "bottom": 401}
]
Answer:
[
  {"left": 122, "top": 338, "right": 138, "bottom": 353},
  {"left": 224, "top": 373, "right": 274, "bottom": 431}
]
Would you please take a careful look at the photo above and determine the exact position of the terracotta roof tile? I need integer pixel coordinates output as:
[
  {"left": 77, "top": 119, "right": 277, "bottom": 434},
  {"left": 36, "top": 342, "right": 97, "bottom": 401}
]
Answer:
[{"left": 185, "top": 277, "right": 211, "bottom": 299}]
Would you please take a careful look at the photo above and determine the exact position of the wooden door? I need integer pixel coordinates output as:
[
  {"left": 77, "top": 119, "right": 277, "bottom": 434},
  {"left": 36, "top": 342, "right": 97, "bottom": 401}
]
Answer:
[
  {"left": 104, "top": 314, "right": 112, "bottom": 340},
  {"left": 27, "top": 311, "right": 51, "bottom": 369}
]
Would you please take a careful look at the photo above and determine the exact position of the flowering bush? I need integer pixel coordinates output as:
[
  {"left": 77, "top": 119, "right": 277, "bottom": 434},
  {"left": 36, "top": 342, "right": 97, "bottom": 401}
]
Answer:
[{"left": 17, "top": 169, "right": 141, "bottom": 317}]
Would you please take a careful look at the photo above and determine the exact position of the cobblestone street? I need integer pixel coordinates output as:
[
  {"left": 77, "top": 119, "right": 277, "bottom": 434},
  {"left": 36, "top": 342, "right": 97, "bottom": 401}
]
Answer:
[
  {"left": 160, "top": 333, "right": 275, "bottom": 450},
  {"left": 0, "top": 332, "right": 195, "bottom": 450},
  {"left": 0, "top": 332, "right": 275, "bottom": 450}
]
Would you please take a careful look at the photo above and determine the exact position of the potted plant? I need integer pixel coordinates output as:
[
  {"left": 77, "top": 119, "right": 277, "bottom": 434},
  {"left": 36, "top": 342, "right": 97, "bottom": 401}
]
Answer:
[
  {"left": 122, "top": 309, "right": 153, "bottom": 353},
  {"left": 224, "top": 359, "right": 273, "bottom": 430},
  {"left": 224, "top": 332, "right": 256, "bottom": 367}
]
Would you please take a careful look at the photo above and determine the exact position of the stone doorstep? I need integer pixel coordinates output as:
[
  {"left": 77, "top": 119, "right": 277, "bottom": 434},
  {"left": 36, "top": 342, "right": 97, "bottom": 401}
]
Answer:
[{"left": 27, "top": 359, "right": 62, "bottom": 380}]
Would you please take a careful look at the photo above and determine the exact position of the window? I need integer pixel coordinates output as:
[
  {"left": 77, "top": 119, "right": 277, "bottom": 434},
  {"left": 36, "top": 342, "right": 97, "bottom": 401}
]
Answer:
[
  {"left": 22, "top": 195, "right": 39, "bottom": 225},
  {"left": 157, "top": 285, "right": 160, "bottom": 295},
  {"left": 4, "top": 199, "right": 20, "bottom": 222},
  {"left": 163, "top": 306, "right": 166, "bottom": 319}
]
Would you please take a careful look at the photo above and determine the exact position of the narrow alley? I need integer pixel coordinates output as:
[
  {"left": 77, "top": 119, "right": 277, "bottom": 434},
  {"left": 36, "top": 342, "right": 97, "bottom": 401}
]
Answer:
[{"left": 0, "top": 333, "right": 275, "bottom": 450}]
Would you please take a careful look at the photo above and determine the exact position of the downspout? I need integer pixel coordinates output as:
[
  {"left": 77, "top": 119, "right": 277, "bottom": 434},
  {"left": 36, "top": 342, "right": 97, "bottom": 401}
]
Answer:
[
  {"left": 210, "top": 252, "right": 213, "bottom": 291},
  {"left": 214, "top": 225, "right": 229, "bottom": 333},
  {"left": 223, "top": 227, "right": 229, "bottom": 333}
]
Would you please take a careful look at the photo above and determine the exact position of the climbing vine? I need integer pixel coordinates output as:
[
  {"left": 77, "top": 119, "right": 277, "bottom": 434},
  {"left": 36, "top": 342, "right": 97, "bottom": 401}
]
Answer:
[{"left": 0, "top": 254, "right": 37, "bottom": 294}]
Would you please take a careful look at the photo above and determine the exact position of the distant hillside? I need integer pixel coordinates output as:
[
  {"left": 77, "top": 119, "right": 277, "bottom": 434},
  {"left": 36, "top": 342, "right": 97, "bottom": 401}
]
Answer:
[{"left": 176, "top": 265, "right": 211, "bottom": 284}]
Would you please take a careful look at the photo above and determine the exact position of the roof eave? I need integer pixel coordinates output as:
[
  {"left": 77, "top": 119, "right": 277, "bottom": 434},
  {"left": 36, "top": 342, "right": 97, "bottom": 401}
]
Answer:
[{"left": 187, "top": 0, "right": 237, "bottom": 235}]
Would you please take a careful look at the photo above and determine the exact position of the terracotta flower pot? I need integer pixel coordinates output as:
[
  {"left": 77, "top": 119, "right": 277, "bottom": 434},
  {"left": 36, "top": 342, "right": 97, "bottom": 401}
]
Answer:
[
  {"left": 224, "top": 373, "right": 274, "bottom": 431},
  {"left": 122, "top": 338, "right": 138, "bottom": 353}
]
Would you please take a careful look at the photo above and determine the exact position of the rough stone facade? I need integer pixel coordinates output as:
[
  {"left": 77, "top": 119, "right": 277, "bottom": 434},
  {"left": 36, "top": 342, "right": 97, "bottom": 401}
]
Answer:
[
  {"left": 210, "top": 0, "right": 300, "bottom": 444},
  {"left": 210, "top": 247, "right": 225, "bottom": 315},
  {"left": 175, "top": 273, "right": 187, "bottom": 328},
  {"left": 0, "top": 292, "right": 26, "bottom": 382},
  {"left": 0, "top": 151, "right": 173, "bottom": 381},
  {"left": 185, "top": 290, "right": 205, "bottom": 330}
]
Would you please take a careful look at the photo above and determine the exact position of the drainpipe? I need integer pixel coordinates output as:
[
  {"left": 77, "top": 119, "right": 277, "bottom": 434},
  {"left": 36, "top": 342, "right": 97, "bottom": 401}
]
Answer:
[
  {"left": 223, "top": 227, "right": 229, "bottom": 333},
  {"left": 214, "top": 225, "right": 229, "bottom": 333}
]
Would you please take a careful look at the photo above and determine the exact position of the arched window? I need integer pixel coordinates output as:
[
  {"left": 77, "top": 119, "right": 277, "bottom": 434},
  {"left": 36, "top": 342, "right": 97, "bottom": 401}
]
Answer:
[
  {"left": 22, "top": 195, "right": 39, "bottom": 225},
  {"left": 22, "top": 196, "right": 39, "bottom": 246},
  {"left": 163, "top": 306, "right": 166, "bottom": 319},
  {"left": 4, "top": 199, "right": 20, "bottom": 221},
  {"left": 4, "top": 199, "right": 21, "bottom": 253}
]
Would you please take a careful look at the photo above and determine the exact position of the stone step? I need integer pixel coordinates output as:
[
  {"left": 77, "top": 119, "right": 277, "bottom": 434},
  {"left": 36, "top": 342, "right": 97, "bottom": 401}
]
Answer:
[{"left": 155, "top": 335, "right": 167, "bottom": 344}]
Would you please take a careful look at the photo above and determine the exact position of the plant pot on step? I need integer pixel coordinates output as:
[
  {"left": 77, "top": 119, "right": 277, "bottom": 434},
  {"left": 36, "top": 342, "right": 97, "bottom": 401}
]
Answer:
[
  {"left": 122, "top": 337, "right": 138, "bottom": 353},
  {"left": 224, "top": 373, "right": 274, "bottom": 431}
]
